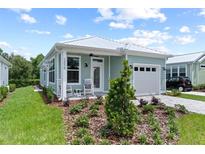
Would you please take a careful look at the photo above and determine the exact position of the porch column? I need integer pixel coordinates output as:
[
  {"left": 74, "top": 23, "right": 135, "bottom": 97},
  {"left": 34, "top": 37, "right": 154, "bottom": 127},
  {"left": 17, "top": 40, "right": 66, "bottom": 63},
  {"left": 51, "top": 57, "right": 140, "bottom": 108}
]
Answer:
[
  {"left": 61, "top": 50, "right": 67, "bottom": 101},
  {"left": 108, "top": 56, "right": 110, "bottom": 89}
]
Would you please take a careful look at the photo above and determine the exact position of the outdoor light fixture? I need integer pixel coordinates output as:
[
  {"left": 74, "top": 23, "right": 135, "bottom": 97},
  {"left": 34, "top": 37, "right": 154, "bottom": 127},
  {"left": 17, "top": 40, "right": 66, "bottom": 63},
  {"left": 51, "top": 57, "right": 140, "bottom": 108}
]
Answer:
[
  {"left": 89, "top": 53, "right": 94, "bottom": 57},
  {"left": 84, "top": 63, "right": 88, "bottom": 67},
  {"left": 162, "top": 67, "right": 166, "bottom": 71},
  {"left": 129, "top": 65, "right": 133, "bottom": 69}
]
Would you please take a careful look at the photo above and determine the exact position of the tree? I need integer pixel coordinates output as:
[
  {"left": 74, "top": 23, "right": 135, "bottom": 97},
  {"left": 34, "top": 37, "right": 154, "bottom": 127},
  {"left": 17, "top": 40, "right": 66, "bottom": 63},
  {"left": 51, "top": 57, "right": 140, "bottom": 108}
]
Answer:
[
  {"left": 30, "top": 54, "right": 44, "bottom": 79},
  {"left": 9, "top": 55, "right": 33, "bottom": 80},
  {"left": 0, "top": 48, "right": 9, "bottom": 60},
  {"left": 105, "top": 60, "right": 138, "bottom": 136}
]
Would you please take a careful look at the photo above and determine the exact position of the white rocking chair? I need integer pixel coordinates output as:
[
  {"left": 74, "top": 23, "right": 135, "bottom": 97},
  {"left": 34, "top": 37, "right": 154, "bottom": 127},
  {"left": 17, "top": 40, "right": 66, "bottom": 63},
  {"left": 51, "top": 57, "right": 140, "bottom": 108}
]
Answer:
[
  {"left": 83, "top": 79, "right": 94, "bottom": 96},
  {"left": 66, "top": 85, "right": 73, "bottom": 97}
]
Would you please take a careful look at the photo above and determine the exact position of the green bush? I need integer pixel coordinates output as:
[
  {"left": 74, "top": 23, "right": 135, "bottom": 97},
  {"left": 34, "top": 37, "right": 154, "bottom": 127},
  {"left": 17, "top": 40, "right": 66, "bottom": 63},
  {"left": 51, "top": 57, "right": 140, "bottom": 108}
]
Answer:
[
  {"left": 89, "top": 108, "right": 98, "bottom": 117},
  {"left": 153, "top": 131, "right": 162, "bottom": 145},
  {"left": 165, "top": 107, "right": 176, "bottom": 118},
  {"left": 9, "top": 79, "right": 40, "bottom": 88},
  {"left": 138, "top": 134, "right": 147, "bottom": 145},
  {"left": 99, "top": 139, "right": 111, "bottom": 145},
  {"left": 120, "top": 140, "right": 131, "bottom": 145},
  {"left": 175, "top": 104, "right": 189, "bottom": 114},
  {"left": 89, "top": 103, "right": 99, "bottom": 111},
  {"left": 170, "top": 89, "right": 181, "bottom": 96},
  {"left": 95, "top": 96, "right": 104, "bottom": 105},
  {"left": 0, "top": 93, "right": 3, "bottom": 102},
  {"left": 143, "top": 104, "right": 154, "bottom": 113},
  {"left": 75, "top": 115, "right": 89, "bottom": 128},
  {"left": 76, "top": 128, "right": 89, "bottom": 138},
  {"left": 9, "top": 84, "right": 16, "bottom": 92},
  {"left": 0, "top": 86, "right": 8, "bottom": 98},
  {"left": 69, "top": 101, "right": 88, "bottom": 114},
  {"left": 82, "top": 134, "right": 95, "bottom": 145},
  {"left": 46, "top": 87, "right": 54, "bottom": 103},
  {"left": 105, "top": 60, "right": 137, "bottom": 136},
  {"left": 71, "top": 138, "right": 81, "bottom": 145}
]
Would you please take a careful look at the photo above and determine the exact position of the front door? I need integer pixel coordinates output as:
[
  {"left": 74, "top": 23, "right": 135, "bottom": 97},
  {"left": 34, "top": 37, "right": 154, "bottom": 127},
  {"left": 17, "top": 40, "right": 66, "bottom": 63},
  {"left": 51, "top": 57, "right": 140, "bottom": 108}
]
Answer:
[{"left": 91, "top": 58, "right": 104, "bottom": 92}]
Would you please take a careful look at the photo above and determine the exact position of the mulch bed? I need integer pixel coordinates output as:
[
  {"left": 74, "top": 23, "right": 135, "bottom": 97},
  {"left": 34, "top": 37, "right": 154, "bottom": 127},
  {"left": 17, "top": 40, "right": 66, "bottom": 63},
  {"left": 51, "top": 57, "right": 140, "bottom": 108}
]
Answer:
[{"left": 47, "top": 98, "right": 184, "bottom": 145}]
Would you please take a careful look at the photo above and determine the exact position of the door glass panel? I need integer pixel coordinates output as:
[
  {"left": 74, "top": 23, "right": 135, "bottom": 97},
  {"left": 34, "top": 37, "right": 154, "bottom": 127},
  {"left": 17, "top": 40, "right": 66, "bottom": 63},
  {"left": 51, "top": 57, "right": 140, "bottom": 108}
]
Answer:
[{"left": 94, "top": 67, "right": 100, "bottom": 88}]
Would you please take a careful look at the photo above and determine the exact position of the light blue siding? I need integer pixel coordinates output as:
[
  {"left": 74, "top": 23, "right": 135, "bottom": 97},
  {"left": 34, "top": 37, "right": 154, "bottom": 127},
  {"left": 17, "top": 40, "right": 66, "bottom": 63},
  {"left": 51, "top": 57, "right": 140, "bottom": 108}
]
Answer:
[{"left": 110, "top": 56, "right": 125, "bottom": 79}]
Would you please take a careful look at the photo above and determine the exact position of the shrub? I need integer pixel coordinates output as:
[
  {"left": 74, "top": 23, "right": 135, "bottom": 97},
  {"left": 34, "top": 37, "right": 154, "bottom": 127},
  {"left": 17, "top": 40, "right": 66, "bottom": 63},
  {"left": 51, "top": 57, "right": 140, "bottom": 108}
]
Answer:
[
  {"left": 175, "top": 104, "right": 188, "bottom": 114},
  {"left": 151, "top": 96, "right": 160, "bottom": 105},
  {"left": 143, "top": 104, "right": 154, "bottom": 114},
  {"left": 46, "top": 87, "right": 54, "bottom": 103},
  {"left": 105, "top": 60, "right": 137, "bottom": 136},
  {"left": 82, "top": 134, "right": 95, "bottom": 145},
  {"left": 138, "top": 134, "right": 147, "bottom": 144},
  {"left": 89, "top": 108, "right": 98, "bottom": 117},
  {"left": 0, "top": 93, "right": 3, "bottom": 102},
  {"left": 153, "top": 131, "right": 162, "bottom": 145},
  {"left": 75, "top": 115, "right": 89, "bottom": 128},
  {"left": 99, "top": 125, "right": 112, "bottom": 138},
  {"left": 95, "top": 96, "right": 104, "bottom": 105},
  {"left": 0, "top": 86, "right": 8, "bottom": 98},
  {"left": 89, "top": 103, "right": 99, "bottom": 111},
  {"left": 76, "top": 128, "right": 89, "bottom": 138},
  {"left": 9, "top": 84, "right": 16, "bottom": 92},
  {"left": 71, "top": 138, "right": 81, "bottom": 145},
  {"left": 69, "top": 101, "right": 88, "bottom": 114},
  {"left": 167, "top": 89, "right": 181, "bottom": 96},
  {"left": 138, "top": 98, "right": 148, "bottom": 107},
  {"left": 99, "top": 139, "right": 111, "bottom": 145},
  {"left": 165, "top": 107, "right": 176, "bottom": 118},
  {"left": 9, "top": 79, "right": 40, "bottom": 88},
  {"left": 120, "top": 139, "right": 131, "bottom": 145}
]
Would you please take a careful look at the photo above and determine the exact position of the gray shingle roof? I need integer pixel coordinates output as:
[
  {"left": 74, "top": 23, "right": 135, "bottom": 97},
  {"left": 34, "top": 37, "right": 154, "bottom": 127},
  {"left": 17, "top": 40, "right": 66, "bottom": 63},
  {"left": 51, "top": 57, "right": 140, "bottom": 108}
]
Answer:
[{"left": 167, "top": 52, "right": 205, "bottom": 64}]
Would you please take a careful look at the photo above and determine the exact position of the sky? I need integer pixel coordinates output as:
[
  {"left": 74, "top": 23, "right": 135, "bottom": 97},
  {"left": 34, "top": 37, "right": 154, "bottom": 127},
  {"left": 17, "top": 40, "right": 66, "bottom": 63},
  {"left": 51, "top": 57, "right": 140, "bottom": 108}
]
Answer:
[{"left": 1, "top": 8, "right": 205, "bottom": 60}]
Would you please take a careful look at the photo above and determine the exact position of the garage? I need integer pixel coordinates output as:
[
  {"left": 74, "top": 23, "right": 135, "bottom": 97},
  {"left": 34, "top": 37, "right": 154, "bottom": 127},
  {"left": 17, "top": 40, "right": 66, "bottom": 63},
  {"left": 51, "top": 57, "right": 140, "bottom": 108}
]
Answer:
[{"left": 133, "top": 64, "right": 160, "bottom": 96}]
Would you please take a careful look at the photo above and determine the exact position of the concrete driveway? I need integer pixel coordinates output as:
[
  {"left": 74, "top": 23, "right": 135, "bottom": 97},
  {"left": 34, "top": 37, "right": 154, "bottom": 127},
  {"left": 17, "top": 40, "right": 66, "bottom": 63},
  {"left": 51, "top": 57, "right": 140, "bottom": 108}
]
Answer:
[{"left": 134, "top": 95, "right": 205, "bottom": 114}]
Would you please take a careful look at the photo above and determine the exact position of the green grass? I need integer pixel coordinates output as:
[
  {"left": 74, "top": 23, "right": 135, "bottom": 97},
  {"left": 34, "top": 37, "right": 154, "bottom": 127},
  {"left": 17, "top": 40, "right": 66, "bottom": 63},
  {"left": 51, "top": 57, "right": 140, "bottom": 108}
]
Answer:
[
  {"left": 177, "top": 93, "right": 205, "bottom": 102},
  {"left": 0, "top": 86, "right": 66, "bottom": 144},
  {"left": 177, "top": 114, "right": 205, "bottom": 144}
]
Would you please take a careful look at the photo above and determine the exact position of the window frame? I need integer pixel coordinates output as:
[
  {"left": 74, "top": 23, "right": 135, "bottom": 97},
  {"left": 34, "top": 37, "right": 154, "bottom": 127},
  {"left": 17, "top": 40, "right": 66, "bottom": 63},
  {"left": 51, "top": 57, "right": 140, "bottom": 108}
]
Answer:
[
  {"left": 49, "top": 57, "right": 55, "bottom": 83},
  {"left": 179, "top": 65, "right": 186, "bottom": 77},
  {"left": 67, "top": 55, "right": 81, "bottom": 85}
]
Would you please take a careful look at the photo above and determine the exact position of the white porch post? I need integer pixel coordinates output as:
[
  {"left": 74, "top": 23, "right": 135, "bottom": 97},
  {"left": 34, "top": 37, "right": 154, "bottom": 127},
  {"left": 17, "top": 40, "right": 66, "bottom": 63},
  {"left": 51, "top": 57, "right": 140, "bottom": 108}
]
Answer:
[
  {"left": 61, "top": 51, "right": 67, "bottom": 101},
  {"left": 108, "top": 56, "right": 110, "bottom": 89}
]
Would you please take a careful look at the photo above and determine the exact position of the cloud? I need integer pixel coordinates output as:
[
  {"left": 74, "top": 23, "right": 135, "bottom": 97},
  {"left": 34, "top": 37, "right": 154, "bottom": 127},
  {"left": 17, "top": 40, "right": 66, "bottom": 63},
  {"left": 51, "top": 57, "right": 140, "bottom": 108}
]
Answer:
[
  {"left": 179, "top": 26, "right": 190, "bottom": 33},
  {"left": 164, "top": 26, "right": 170, "bottom": 31},
  {"left": 20, "top": 13, "right": 37, "bottom": 24},
  {"left": 198, "top": 9, "right": 205, "bottom": 17},
  {"left": 63, "top": 33, "right": 73, "bottom": 39},
  {"left": 0, "top": 41, "right": 11, "bottom": 49},
  {"left": 109, "top": 21, "right": 133, "bottom": 29},
  {"left": 150, "top": 45, "right": 170, "bottom": 54},
  {"left": 175, "top": 35, "right": 195, "bottom": 45},
  {"left": 119, "top": 29, "right": 171, "bottom": 46},
  {"left": 95, "top": 8, "right": 166, "bottom": 28},
  {"left": 197, "top": 25, "right": 205, "bottom": 32},
  {"left": 55, "top": 15, "right": 67, "bottom": 25},
  {"left": 26, "top": 29, "right": 51, "bottom": 35},
  {"left": 10, "top": 8, "right": 32, "bottom": 13}
]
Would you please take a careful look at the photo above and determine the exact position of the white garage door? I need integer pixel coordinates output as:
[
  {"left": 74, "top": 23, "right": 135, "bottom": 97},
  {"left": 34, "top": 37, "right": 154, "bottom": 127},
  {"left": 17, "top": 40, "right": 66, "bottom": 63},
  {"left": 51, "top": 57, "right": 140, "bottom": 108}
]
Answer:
[{"left": 133, "top": 64, "right": 160, "bottom": 96}]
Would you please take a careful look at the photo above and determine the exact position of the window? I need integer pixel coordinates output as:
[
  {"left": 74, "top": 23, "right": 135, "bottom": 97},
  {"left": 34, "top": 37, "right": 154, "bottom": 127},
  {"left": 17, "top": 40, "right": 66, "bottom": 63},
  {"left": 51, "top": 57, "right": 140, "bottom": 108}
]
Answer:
[
  {"left": 152, "top": 68, "right": 156, "bottom": 72},
  {"left": 179, "top": 66, "right": 186, "bottom": 77},
  {"left": 134, "top": 67, "right": 138, "bottom": 71},
  {"left": 146, "top": 67, "right": 151, "bottom": 72},
  {"left": 140, "top": 67, "right": 144, "bottom": 71},
  {"left": 166, "top": 67, "right": 171, "bottom": 79},
  {"left": 200, "top": 64, "right": 205, "bottom": 69},
  {"left": 67, "top": 56, "right": 81, "bottom": 84},
  {"left": 49, "top": 58, "right": 55, "bottom": 83},
  {"left": 172, "top": 67, "right": 178, "bottom": 77},
  {"left": 43, "top": 69, "right": 46, "bottom": 81}
]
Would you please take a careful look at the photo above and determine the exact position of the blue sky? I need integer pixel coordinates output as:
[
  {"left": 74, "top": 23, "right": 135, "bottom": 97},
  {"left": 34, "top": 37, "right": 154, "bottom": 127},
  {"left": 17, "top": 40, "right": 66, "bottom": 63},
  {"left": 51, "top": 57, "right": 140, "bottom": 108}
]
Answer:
[{"left": 1, "top": 8, "right": 205, "bottom": 59}]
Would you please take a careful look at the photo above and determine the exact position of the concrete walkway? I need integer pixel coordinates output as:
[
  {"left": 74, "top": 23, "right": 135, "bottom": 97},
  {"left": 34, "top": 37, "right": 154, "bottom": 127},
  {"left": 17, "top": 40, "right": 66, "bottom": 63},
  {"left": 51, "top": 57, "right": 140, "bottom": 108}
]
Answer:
[
  {"left": 134, "top": 95, "right": 205, "bottom": 114},
  {"left": 182, "top": 91, "right": 205, "bottom": 96}
]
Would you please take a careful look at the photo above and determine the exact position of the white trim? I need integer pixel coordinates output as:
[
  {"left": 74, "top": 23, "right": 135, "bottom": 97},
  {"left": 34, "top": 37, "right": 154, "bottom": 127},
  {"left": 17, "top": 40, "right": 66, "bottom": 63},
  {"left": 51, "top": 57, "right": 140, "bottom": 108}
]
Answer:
[
  {"left": 132, "top": 63, "right": 161, "bottom": 95},
  {"left": 48, "top": 56, "right": 55, "bottom": 84},
  {"left": 91, "top": 57, "right": 104, "bottom": 92},
  {"left": 67, "top": 55, "right": 81, "bottom": 85}
]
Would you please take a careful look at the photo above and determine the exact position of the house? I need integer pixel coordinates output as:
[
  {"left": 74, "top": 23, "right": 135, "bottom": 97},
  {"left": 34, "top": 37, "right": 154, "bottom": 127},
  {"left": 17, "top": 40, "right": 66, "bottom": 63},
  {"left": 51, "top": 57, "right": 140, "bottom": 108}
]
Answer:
[
  {"left": 39, "top": 36, "right": 170, "bottom": 101},
  {"left": 166, "top": 52, "right": 205, "bottom": 85},
  {"left": 0, "top": 55, "right": 11, "bottom": 86}
]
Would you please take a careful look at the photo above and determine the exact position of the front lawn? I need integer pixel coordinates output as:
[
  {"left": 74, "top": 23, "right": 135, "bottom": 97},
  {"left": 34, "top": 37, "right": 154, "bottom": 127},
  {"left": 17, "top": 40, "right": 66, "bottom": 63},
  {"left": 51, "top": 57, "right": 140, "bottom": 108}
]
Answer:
[
  {"left": 178, "top": 93, "right": 205, "bottom": 102},
  {"left": 0, "top": 86, "right": 65, "bottom": 144},
  {"left": 176, "top": 114, "right": 205, "bottom": 144}
]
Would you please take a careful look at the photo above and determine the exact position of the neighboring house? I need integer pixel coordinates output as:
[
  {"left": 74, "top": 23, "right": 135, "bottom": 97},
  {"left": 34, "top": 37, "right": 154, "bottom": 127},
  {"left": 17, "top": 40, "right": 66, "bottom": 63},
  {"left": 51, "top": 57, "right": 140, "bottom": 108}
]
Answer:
[
  {"left": 0, "top": 55, "right": 11, "bottom": 86},
  {"left": 166, "top": 52, "right": 205, "bottom": 85},
  {"left": 39, "top": 36, "right": 170, "bottom": 101}
]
